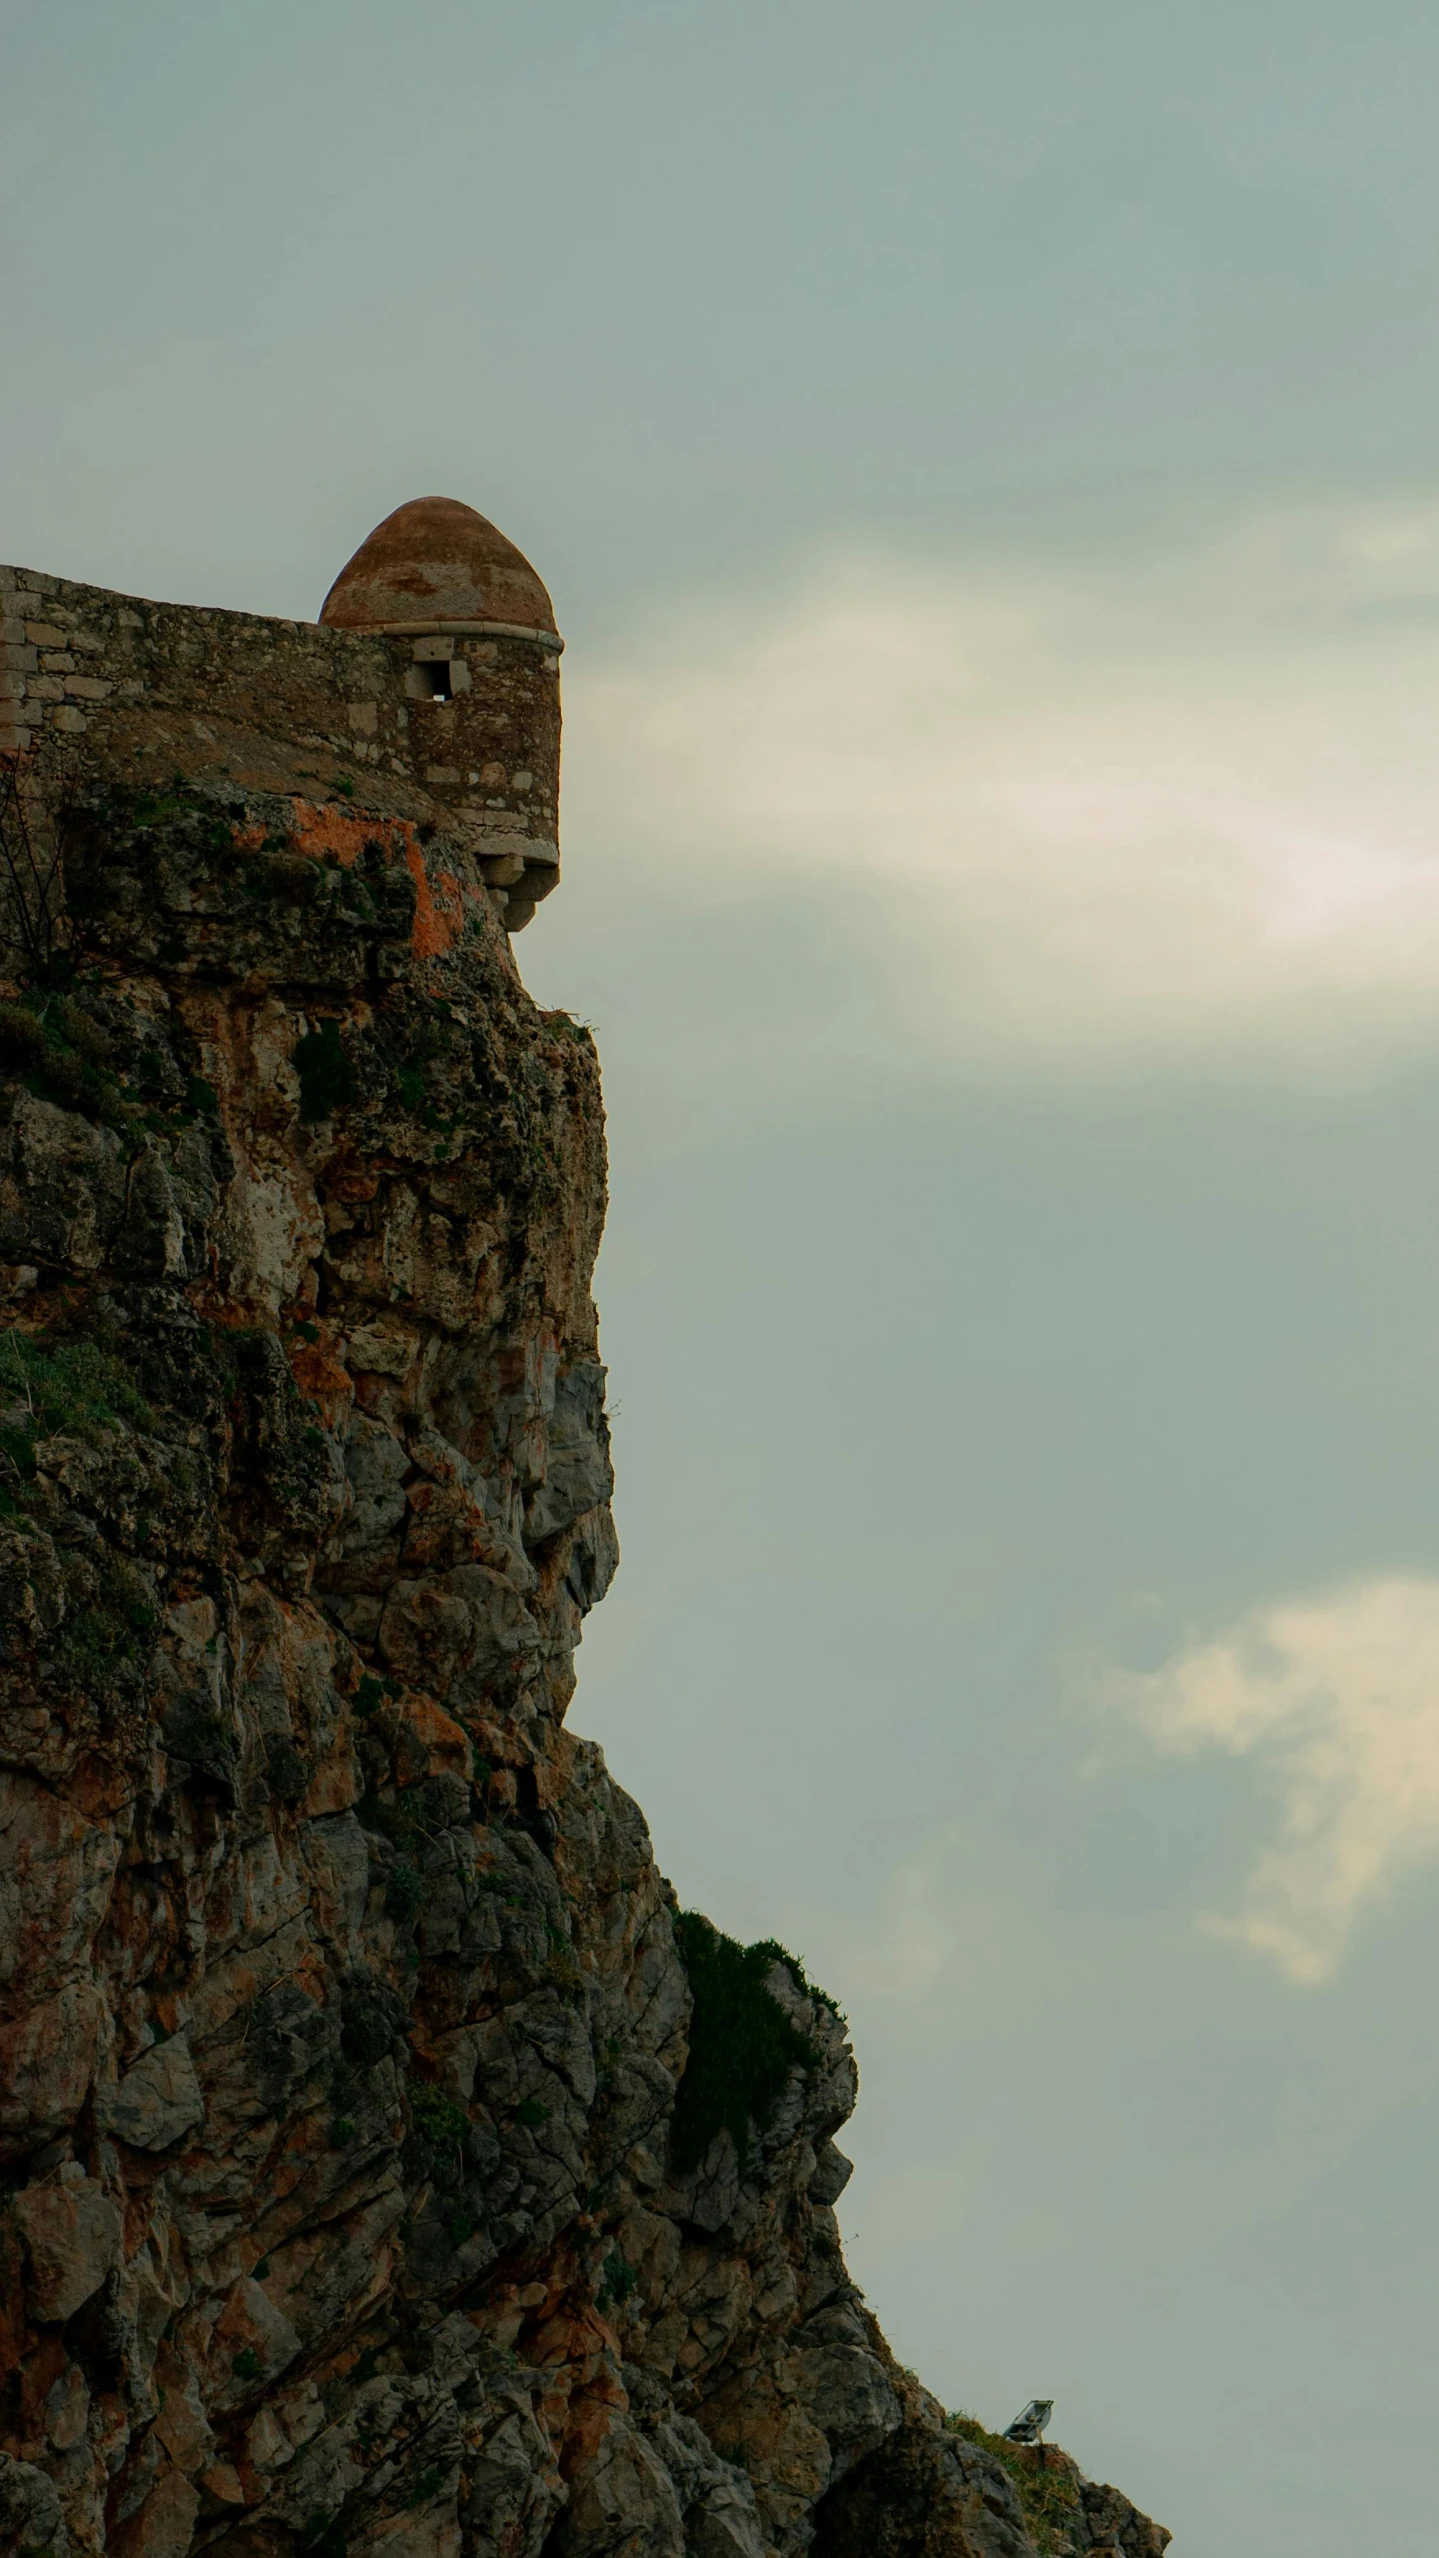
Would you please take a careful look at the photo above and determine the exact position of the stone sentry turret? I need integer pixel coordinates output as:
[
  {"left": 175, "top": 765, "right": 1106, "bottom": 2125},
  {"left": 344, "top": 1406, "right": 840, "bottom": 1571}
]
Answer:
[{"left": 1, "top": 495, "right": 564, "bottom": 934}]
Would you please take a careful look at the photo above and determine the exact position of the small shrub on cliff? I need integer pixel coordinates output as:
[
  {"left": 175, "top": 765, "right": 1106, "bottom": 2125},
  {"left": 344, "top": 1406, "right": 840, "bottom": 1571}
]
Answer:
[
  {"left": 81, "top": 779, "right": 233, "bottom": 851},
  {"left": 544, "top": 1921, "right": 585, "bottom": 2007},
  {"left": 748, "top": 1936, "right": 847, "bottom": 2028},
  {"left": 0, "top": 993, "right": 130, "bottom": 1126},
  {"left": 0, "top": 1002, "right": 48, "bottom": 1070},
  {"left": 61, "top": 1558, "right": 157, "bottom": 1681},
  {"left": 262, "top": 1731, "right": 309, "bottom": 1805},
  {"left": 945, "top": 2416, "right": 1081, "bottom": 2556},
  {"left": 670, "top": 1913, "right": 822, "bottom": 2172},
  {"left": 386, "top": 1860, "right": 423, "bottom": 1921},
  {"left": 410, "top": 2084, "right": 469, "bottom": 2158},
  {"left": 0, "top": 1326, "right": 154, "bottom": 1498},
  {"left": 294, "top": 1017, "right": 357, "bottom": 1122},
  {"left": 596, "top": 2248, "right": 638, "bottom": 2311}
]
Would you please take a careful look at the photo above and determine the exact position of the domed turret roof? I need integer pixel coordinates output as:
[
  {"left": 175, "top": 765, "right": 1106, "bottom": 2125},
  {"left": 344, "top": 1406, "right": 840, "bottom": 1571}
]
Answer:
[{"left": 319, "top": 496, "right": 560, "bottom": 643}]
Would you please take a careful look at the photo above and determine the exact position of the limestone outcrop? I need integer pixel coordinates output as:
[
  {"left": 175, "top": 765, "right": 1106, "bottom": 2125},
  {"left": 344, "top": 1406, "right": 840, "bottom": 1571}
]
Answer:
[{"left": 0, "top": 547, "right": 1169, "bottom": 2557}]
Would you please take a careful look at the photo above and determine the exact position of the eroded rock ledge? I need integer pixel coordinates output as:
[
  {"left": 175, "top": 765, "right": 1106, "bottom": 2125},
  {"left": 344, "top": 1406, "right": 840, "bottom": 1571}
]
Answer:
[{"left": 0, "top": 772, "right": 1170, "bottom": 2556}]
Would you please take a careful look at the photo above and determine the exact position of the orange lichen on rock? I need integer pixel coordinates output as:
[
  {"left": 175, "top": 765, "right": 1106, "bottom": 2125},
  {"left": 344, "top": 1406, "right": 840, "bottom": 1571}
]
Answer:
[
  {"left": 289, "top": 799, "right": 375, "bottom": 867},
  {"left": 286, "top": 1336, "right": 353, "bottom": 1422},
  {"left": 402, "top": 835, "right": 465, "bottom": 957},
  {"left": 380, "top": 1694, "right": 472, "bottom": 1788}
]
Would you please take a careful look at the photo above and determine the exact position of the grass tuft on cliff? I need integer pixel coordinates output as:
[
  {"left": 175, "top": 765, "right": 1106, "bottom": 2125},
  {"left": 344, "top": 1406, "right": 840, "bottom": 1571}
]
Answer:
[
  {"left": 945, "top": 2415, "right": 1082, "bottom": 2556},
  {"left": 0, "top": 1325, "right": 154, "bottom": 1496},
  {"left": 671, "top": 1912, "right": 837, "bottom": 2171},
  {"left": 0, "top": 991, "right": 137, "bottom": 1129}
]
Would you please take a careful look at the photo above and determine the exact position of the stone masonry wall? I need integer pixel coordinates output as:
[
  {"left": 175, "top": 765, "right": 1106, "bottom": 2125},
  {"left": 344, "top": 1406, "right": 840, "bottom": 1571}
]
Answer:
[{"left": 0, "top": 564, "right": 562, "bottom": 932}]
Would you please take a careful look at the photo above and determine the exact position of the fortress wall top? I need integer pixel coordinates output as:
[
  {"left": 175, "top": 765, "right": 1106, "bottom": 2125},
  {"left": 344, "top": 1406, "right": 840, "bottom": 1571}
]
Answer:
[{"left": 0, "top": 554, "right": 562, "bottom": 932}]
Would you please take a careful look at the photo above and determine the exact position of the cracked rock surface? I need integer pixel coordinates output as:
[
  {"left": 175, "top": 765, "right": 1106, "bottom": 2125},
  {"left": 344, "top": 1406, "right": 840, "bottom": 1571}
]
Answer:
[{"left": 0, "top": 780, "right": 1170, "bottom": 2557}]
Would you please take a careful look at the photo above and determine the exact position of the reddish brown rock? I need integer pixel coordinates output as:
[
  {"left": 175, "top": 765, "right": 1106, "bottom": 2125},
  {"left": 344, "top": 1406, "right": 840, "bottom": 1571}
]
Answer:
[
  {"left": 100, "top": 2039, "right": 206, "bottom": 2153},
  {"left": 13, "top": 2173, "right": 122, "bottom": 2324}
]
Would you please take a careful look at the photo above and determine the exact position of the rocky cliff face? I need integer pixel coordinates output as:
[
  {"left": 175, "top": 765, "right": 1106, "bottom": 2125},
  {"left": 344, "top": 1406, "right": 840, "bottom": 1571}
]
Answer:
[{"left": 0, "top": 771, "right": 1170, "bottom": 2558}]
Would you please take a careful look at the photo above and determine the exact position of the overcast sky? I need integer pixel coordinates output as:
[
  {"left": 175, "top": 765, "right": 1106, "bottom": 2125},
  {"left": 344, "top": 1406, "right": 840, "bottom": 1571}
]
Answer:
[{"left": 11, "top": 6, "right": 1439, "bottom": 2548}]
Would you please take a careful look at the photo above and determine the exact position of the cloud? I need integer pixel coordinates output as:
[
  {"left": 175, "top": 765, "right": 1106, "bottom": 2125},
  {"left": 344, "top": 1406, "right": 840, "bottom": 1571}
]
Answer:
[
  {"left": 773, "top": 1827, "right": 1091, "bottom": 2028},
  {"left": 565, "top": 501, "right": 1439, "bottom": 1081},
  {"left": 780, "top": 1828, "right": 977, "bottom": 2009},
  {"left": 1118, "top": 1576, "right": 1439, "bottom": 1981}
]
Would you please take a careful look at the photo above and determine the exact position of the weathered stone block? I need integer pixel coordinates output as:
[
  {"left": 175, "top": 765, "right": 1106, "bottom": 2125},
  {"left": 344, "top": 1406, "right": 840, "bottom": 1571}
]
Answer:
[
  {"left": 14, "top": 2171, "right": 123, "bottom": 2321},
  {"left": 100, "top": 2039, "right": 206, "bottom": 2151}
]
